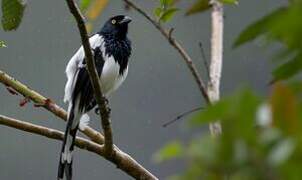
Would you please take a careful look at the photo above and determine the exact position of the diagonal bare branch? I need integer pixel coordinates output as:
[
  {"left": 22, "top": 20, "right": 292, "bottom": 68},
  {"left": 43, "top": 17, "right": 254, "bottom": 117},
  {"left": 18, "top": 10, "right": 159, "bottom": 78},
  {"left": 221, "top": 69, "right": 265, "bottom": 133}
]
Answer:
[
  {"left": 0, "top": 114, "right": 157, "bottom": 179},
  {"left": 65, "top": 0, "right": 113, "bottom": 154},
  {"left": 0, "top": 114, "right": 105, "bottom": 156},
  {"left": 123, "top": 0, "right": 210, "bottom": 104}
]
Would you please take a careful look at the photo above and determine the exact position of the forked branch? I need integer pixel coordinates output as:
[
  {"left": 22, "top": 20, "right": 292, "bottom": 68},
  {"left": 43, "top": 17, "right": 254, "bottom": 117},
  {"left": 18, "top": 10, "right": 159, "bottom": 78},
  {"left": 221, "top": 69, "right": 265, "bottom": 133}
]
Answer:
[{"left": 0, "top": 70, "right": 157, "bottom": 179}]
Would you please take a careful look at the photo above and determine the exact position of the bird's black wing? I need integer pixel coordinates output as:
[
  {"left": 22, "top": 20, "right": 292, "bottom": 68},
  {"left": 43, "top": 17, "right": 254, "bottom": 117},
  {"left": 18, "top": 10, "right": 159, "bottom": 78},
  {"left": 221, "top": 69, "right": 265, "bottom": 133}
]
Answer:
[{"left": 71, "top": 47, "right": 104, "bottom": 112}]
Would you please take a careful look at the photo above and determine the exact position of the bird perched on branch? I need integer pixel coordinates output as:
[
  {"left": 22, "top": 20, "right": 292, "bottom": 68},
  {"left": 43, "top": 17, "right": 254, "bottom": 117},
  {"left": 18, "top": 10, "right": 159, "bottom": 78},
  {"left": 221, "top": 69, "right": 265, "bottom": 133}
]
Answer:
[{"left": 58, "top": 15, "right": 132, "bottom": 180}]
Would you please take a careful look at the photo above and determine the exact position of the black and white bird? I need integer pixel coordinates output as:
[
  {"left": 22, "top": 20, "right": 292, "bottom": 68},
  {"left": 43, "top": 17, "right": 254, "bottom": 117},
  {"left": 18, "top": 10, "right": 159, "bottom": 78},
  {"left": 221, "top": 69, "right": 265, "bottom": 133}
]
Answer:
[{"left": 58, "top": 15, "right": 132, "bottom": 180}]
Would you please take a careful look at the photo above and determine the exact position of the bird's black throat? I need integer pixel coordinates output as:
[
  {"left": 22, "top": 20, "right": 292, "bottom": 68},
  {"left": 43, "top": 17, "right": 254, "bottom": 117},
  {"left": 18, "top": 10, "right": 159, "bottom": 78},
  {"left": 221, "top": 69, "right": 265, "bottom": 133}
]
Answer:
[{"left": 100, "top": 32, "right": 131, "bottom": 75}]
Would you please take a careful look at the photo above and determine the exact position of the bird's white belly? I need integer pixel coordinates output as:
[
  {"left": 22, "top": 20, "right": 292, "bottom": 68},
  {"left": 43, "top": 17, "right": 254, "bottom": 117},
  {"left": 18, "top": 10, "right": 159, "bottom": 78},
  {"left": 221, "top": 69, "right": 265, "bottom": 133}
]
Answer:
[{"left": 100, "top": 56, "right": 128, "bottom": 96}]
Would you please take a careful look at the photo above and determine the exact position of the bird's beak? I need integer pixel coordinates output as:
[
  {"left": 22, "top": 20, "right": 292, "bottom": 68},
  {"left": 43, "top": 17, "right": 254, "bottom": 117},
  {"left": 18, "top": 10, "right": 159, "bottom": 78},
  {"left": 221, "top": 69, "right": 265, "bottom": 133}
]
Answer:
[{"left": 120, "top": 16, "right": 132, "bottom": 24}]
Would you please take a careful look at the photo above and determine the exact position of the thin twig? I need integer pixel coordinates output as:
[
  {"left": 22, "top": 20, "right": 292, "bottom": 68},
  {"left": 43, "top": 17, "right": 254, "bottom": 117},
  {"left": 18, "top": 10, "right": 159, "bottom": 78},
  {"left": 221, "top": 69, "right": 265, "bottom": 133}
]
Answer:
[
  {"left": 162, "top": 107, "right": 203, "bottom": 127},
  {"left": 208, "top": 0, "right": 224, "bottom": 136},
  {"left": 0, "top": 70, "right": 158, "bottom": 179},
  {"left": 65, "top": 0, "right": 113, "bottom": 154},
  {"left": 123, "top": 0, "right": 210, "bottom": 104},
  {"left": 198, "top": 42, "right": 210, "bottom": 80}
]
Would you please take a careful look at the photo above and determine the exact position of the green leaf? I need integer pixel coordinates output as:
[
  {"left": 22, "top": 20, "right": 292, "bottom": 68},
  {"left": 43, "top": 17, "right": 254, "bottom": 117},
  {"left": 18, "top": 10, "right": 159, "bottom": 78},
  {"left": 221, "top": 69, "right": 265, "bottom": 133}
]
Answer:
[
  {"left": 272, "top": 54, "right": 302, "bottom": 81},
  {"left": 186, "top": 0, "right": 211, "bottom": 16},
  {"left": 233, "top": 8, "right": 286, "bottom": 48},
  {"left": 153, "top": 141, "right": 183, "bottom": 163},
  {"left": 160, "top": 0, "right": 175, "bottom": 7},
  {"left": 267, "top": 138, "right": 295, "bottom": 166},
  {"left": 1, "top": 0, "right": 26, "bottom": 31},
  {"left": 188, "top": 134, "right": 218, "bottom": 163},
  {"left": 80, "top": 0, "right": 93, "bottom": 11},
  {"left": 191, "top": 89, "right": 261, "bottom": 131},
  {"left": 154, "top": 7, "right": 163, "bottom": 18},
  {"left": 191, "top": 99, "right": 229, "bottom": 125},
  {"left": 0, "top": 40, "right": 6, "bottom": 47},
  {"left": 219, "top": 0, "right": 239, "bottom": 5},
  {"left": 160, "top": 8, "right": 179, "bottom": 22}
]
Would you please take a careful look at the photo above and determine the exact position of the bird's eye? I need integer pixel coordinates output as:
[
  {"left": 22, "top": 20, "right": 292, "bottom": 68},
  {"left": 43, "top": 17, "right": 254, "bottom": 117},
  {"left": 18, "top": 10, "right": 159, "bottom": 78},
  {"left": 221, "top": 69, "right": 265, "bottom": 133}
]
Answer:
[{"left": 111, "top": 19, "right": 116, "bottom": 24}]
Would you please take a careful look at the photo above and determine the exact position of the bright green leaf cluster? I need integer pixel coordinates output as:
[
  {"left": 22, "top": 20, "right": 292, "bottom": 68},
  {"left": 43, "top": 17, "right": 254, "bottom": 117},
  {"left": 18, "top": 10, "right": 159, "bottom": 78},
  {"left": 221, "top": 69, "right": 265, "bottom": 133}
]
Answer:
[
  {"left": 1, "top": 0, "right": 26, "bottom": 31},
  {"left": 234, "top": 1, "right": 302, "bottom": 82},
  {"left": 0, "top": 40, "right": 6, "bottom": 47},
  {"left": 154, "top": 0, "right": 179, "bottom": 23}
]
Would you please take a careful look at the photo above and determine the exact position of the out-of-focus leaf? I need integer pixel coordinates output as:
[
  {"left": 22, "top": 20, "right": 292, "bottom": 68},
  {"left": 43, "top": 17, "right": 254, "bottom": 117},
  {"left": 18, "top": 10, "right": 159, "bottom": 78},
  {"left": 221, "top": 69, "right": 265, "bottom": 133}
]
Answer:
[
  {"left": 188, "top": 134, "right": 218, "bottom": 163},
  {"left": 186, "top": 0, "right": 210, "bottom": 16},
  {"left": 267, "top": 138, "right": 295, "bottom": 166},
  {"left": 86, "top": 0, "right": 108, "bottom": 20},
  {"left": 271, "top": 84, "right": 301, "bottom": 135},
  {"left": 272, "top": 54, "right": 302, "bottom": 81},
  {"left": 219, "top": 0, "right": 239, "bottom": 5},
  {"left": 260, "top": 128, "right": 282, "bottom": 145},
  {"left": 154, "top": 7, "right": 163, "bottom": 18},
  {"left": 160, "top": 8, "right": 179, "bottom": 22},
  {"left": 0, "top": 40, "right": 6, "bottom": 47},
  {"left": 191, "top": 99, "right": 229, "bottom": 125},
  {"left": 160, "top": 0, "right": 177, "bottom": 7},
  {"left": 1, "top": 0, "right": 26, "bottom": 31},
  {"left": 233, "top": 8, "right": 286, "bottom": 48},
  {"left": 191, "top": 89, "right": 260, "bottom": 128},
  {"left": 153, "top": 141, "right": 183, "bottom": 163},
  {"left": 80, "top": 0, "right": 93, "bottom": 11}
]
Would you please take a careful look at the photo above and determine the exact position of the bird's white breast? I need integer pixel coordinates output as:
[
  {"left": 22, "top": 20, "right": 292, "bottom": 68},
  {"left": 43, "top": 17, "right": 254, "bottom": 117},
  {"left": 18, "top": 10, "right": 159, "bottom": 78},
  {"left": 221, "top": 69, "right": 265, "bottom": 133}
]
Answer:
[
  {"left": 101, "top": 55, "right": 128, "bottom": 96},
  {"left": 64, "top": 34, "right": 128, "bottom": 103}
]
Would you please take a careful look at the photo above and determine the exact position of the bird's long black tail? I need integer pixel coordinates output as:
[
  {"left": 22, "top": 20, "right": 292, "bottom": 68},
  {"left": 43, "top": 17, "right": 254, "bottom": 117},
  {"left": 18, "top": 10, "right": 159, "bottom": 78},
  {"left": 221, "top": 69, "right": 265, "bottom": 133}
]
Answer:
[{"left": 58, "top": 102, "right": 80, "bottom": 180}]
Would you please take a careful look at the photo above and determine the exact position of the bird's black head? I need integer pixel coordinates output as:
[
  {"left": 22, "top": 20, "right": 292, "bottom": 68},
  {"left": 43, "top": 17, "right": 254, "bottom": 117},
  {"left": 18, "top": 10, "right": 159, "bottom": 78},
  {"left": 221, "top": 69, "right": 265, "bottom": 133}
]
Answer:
[{"left": 100, "top": 15, "right": 132, "bottom": 39}]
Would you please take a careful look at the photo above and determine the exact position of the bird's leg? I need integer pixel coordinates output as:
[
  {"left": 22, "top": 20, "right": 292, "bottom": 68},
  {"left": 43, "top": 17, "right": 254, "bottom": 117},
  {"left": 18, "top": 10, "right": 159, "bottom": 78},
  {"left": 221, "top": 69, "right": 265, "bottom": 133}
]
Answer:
[
  {"left": 94, "top": 97, "right": 110, "bottom": 115},
  {"left": 94, "top": 106, "right": 111, "bottom": 115}
]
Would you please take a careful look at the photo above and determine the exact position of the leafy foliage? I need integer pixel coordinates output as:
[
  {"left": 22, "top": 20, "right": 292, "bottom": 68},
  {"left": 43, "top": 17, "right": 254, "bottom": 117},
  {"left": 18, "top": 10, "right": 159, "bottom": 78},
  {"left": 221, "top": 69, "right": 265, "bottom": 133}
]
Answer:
[
  {"left": 156, "top": 87, "right": 302, "bottom": 179},
  {"left": 154, "top": 0, "right": 179, "bottom": 23},
  {"left": 234, "top": 1, "right": 302, "bottom": 82},
  {"left": 1, "top": 0, "right": 26, "bottom": 31},
  {"left": 0, "top": 40, "right": 6, "bottom": 47}
]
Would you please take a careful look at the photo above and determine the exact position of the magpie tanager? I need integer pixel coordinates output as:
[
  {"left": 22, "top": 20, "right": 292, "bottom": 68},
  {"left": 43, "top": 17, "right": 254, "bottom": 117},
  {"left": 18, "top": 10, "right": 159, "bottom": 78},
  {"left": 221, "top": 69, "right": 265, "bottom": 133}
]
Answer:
[{"left": 58, "top": 15, "right": 132, "bottom": 180}]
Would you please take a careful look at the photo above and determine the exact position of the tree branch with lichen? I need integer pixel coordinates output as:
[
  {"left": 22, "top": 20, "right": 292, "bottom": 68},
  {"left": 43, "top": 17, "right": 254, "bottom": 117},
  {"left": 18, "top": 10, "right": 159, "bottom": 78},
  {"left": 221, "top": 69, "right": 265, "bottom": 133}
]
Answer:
[{"left": 208, "top": 0, "right": 224, "bottom": 136}]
